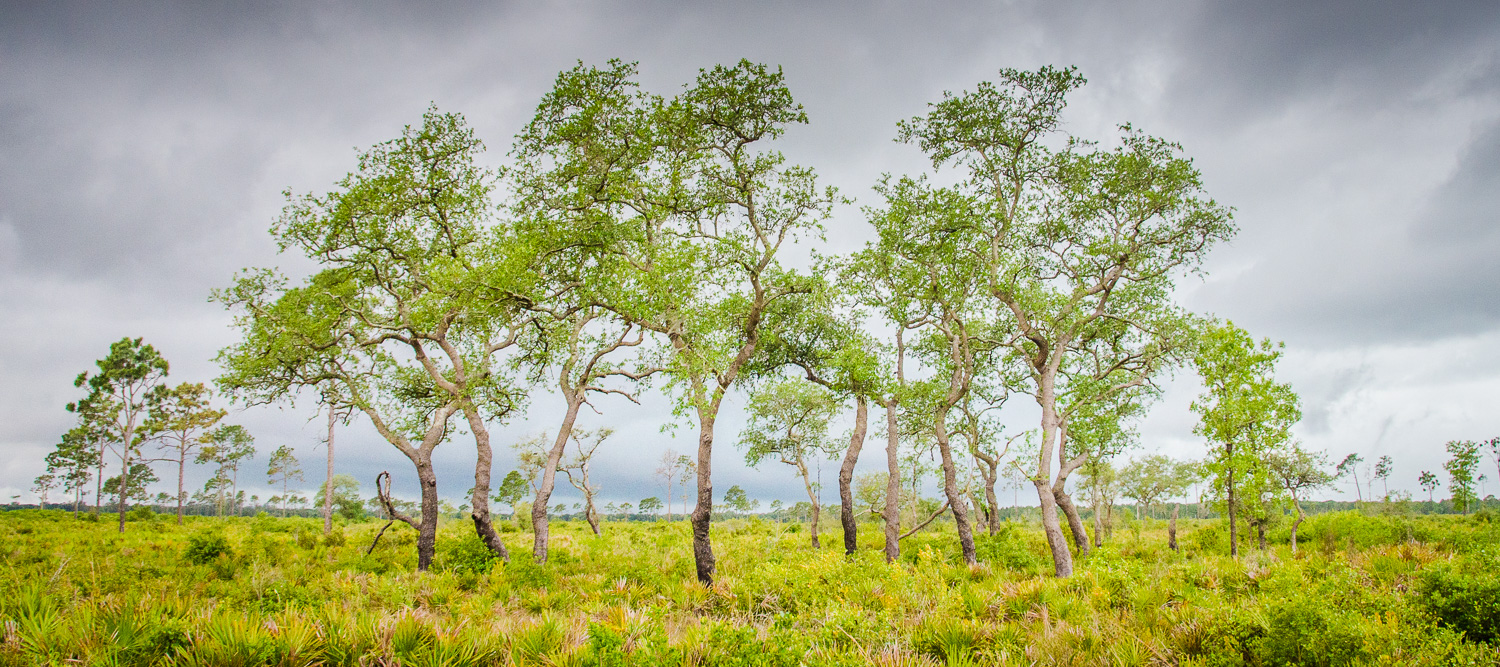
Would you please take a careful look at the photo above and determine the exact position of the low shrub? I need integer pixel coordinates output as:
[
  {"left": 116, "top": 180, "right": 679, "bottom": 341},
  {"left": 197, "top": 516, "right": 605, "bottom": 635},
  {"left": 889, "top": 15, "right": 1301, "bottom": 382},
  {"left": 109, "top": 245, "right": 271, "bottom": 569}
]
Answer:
[
  {"left": 1416, "top": 562, "right": 1500, "bottom": 644},
  {"left": 184, "top": 532, "right": 232, "bottom": 565}
]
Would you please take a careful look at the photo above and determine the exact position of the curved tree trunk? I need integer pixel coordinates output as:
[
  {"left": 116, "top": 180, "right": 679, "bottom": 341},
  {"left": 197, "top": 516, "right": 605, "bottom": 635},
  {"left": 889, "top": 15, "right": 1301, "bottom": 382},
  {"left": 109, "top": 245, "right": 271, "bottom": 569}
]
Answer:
[
  {"left": 691, "top": 412, "right": 717, "bottom": 585},
  {"left": 532, "top": 397, "right": 583, "bottom": 564},
  {"left": 883, "top": 399, "right": 901, "bottom": 563},
  {"left": 1035, "top": 478, "right": 1073, "bottom": 577},
  {"left": 464, "top": 406, "right": 510, "bottom": 562},
  {"left": 838, "top": 395, "right": 868, "bottom": 556},
  {"left": 934, "top": 407, "right": 977, "bottom": 566}
]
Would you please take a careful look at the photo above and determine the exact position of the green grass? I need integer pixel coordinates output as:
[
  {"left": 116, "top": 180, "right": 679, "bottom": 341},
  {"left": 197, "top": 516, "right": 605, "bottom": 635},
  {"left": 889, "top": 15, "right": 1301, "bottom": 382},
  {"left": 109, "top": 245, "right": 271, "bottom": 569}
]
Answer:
[{"left": 1, "top": 509, "right": 1497, "bottom": 665}]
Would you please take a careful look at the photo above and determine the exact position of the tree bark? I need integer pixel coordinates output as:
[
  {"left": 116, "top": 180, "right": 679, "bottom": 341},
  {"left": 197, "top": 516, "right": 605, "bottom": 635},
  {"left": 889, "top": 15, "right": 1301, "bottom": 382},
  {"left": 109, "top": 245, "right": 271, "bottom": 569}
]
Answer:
[
  {"left": 797, "top": 457, "right": 821, "bottom": 549},
  {"left": 1093, "top": 504, "right": 1104, "bottom": 547},
  {"left": 1035, "top": 478, "right": 1072, "bottom": 577},
  {"left": 1227, "top": 446, "right": 1238, "bottom": 558},
  {"left": 691, "top": 411, "right": 717, "bottom": 585},
  {"left": 934, "top": 405, "right": 977, "bottom": 566},
  {"left": 838, "top": 395, "right": 868, "bottom": 556},
  {"left": 1168, "top": 504, "right": 1178, "bottom": 552},
  {"left": 532, "top": 397, "right": 583, "bottom": 564},
  {"left": 177, "top": 452, "right": 186, "bottom": 526},
  {"left": 117, "top": 411, "right": 140, "bottom": 533},
  {"left": 1257, "top": 522, "right": 1266, "bottom": 551},
  {"left": 883, "top": 398, "right": 901, "bottom": 563},
  {"left": 324, "top": 406, "right": 335, "bottom": 535},
  {"left": 1054, "top": 488, "right": 1092, "bottom": 558},
  {"left": 1290, "top": 503, "right": 1303, "bottom": 553},
  {"left": 464, "top": 406, "right": 510, "bottom": 562},
  {"left": 415, "top": 457, "right": 439, "bottom": 571}
]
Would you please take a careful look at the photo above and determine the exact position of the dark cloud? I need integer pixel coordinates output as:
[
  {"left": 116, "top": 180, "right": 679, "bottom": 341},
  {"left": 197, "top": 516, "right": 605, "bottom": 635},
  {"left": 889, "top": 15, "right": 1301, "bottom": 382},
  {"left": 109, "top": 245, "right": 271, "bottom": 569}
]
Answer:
[{"left": 3, "top": 0, "right": 1499, "bottom": 504}]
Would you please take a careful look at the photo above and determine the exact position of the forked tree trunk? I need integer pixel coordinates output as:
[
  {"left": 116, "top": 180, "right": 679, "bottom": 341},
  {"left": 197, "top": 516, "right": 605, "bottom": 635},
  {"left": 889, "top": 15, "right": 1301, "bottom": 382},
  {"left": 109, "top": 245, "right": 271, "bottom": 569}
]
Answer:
[
  {"left": 1033, "top": 370, "right": 1074, "bottom": 577},
  {"left": 532, "top": 398, "right": 583, "bottom": 564},
  {"left": 690, "top": 411, "right": 717, "bottom": 585},
  {"left": 838, "top": 396, "right": 868, "bottom": 556},
  {"left": 882, "top": 399, "right": 901, "bottom": 563},
  {"left": 1035, "top": 478, "right": 1073, "bottom": 577}
]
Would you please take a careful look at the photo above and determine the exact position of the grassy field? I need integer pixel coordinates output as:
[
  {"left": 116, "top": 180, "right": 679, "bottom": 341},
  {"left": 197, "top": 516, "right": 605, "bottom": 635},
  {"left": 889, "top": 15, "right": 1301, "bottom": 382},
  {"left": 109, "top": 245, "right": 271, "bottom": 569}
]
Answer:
[{"left": 1, "top": 508, "right": 1497, "bottom": 666}]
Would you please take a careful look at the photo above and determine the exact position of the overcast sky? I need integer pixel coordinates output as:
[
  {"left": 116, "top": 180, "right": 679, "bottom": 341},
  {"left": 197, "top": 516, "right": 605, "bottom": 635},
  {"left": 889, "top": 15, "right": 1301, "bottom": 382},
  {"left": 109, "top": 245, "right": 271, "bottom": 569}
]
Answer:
[{"left": 3, "top": 1, "right": 1499, "bottom": 509}]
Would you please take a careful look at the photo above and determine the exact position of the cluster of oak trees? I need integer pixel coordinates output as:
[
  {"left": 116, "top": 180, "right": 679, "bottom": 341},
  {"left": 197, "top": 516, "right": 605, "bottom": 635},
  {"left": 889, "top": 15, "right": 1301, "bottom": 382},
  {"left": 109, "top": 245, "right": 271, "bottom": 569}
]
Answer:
[{"left": 208, "top": 59, "right": 1250, "bottom": 583}]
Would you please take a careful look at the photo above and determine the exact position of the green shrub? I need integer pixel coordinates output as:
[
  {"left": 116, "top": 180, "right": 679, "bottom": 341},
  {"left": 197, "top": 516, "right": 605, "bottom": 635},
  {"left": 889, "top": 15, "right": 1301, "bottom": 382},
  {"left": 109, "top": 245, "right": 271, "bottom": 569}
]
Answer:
[
  {"left": 184, "top": 532, "right": 232, "bottom": 565},
  {"left": 1417, "top": 563, "right": 1500, "bottom": 644},
  {"left": 974, "top": 523, "right": 1044, "bottom": 572},
  {"left": 127, "top": 506, "right": 156, "bottom": 522},
  {"left": 437, "top": 532, "right": 501, "bottom": 574},
  {"left": 1252, "top": 595, "right": 1368, "bottom": 666}
]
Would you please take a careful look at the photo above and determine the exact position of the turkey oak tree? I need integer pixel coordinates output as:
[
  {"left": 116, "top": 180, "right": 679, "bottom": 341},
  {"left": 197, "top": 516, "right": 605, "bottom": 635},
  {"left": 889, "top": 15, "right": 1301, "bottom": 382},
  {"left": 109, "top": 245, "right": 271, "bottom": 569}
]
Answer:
[{"left": 896, "top": 66, "right": 1234, "bottom": 576}]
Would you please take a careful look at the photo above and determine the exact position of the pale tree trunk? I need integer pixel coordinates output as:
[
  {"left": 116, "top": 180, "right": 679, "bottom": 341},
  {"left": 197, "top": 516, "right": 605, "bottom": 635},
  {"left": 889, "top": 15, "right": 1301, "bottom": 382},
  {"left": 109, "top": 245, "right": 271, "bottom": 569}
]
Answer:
[
  {"left": 95, "top": 437, "right": 106, "bottom": 516},
  {"left": 1290, "top": 500, "right": 1304, "bottom": 553},
  {"left": 463, "top": 406, "right": 510, "bottom": 562},
  {"left": 691, "top": 411, "right": 717, "bottom": 584},
  {"left": 324, "top": 406, "right": 335, "bottom": 534},
  {"left": 883, "top": 398, "right": 901, "bottom": 563},
  {"left": 838, "top": 396, "right": 868, "bottom": 556},
  {"left": 532, "top": 397, "right": 583, "bottom": 564},
  {"left": 1033, "top": 370, "right": 1074, "bottom": 576},
  {"left": 1168, "top": 504, "right": 1179, "bottom": 552},
  {"left": 934, "top": 406, "right": 977, "bottom": 565},
  {"left": 799, "top": 458, "right": 821, "bottom": 549},
  {"left": 1054, "top": 488, "right": 1091, "bottom": 558},
  {"left": 1227, "top": 445, "right": 1238, "bottom": 558},
  {"left": 117, "top": 411, "right": 141, "bottom": 533},
  {"left": 177, "top": 452, "right": 186, "bottom": 526},
  {"left": 1092, "top": 504, "right": 1104, "bottom": 548}
]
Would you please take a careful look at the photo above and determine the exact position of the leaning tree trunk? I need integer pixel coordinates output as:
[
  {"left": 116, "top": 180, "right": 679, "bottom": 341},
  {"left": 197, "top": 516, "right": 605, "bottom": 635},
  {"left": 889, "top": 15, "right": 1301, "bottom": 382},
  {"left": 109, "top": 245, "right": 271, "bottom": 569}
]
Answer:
[
  {"left": 798, "top": 458, "right": 822, "bottom": 549},
  {"left": 1055, "top": 488, "right": 1092, "bottom": 558},
  {"left": 883, "top": 399, "right": 901, "bottom": 563},
  {"left": 838, "top": 395, "right": 868, "bottom": 556},
  {"left": 934, "top": 407, "right": 977, "bottom": 566},
  {"left": 464, "top": 407, "right": 510, "bottom": 562},
  {"left": 690, "top": 411, "right": 717, "bottom": 585},
  {"left": 1035, "top": 478, "right": 1073, "bottom": 577},
  {"left": 532, "top": 397, "right": 583, "bottom": 564},
  {"left": 1033, "top": 371, "right": 1074, "bottom": 577}
]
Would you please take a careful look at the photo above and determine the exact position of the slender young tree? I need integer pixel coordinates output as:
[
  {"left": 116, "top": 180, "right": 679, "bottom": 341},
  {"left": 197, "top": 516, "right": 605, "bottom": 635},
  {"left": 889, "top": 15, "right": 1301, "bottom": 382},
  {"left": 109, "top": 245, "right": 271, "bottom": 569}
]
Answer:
[
  {"left": 1192, "top": 322, "right": 1300, "bottom": 557},
  {"left": 896, "top": 66, "right": 1234, "bottom": 576},
  {"left": 72, "top": 337, "right": 170, "bottom": 532},
  {"left": 267, "top": 444, "right": 303, "bottom": 518},
  {"left": 559, "top": 428, "right": 611, "bottom": 535},
  {"left": 1445, "top": 440, "right": 1481, "bottom": 514},
  {"left": 739, "top": 380, "right": 841, "bottom": 548},
  {"left": 1266, "top": 444, "right": 1332, "bottom": 553},
  {"left": 1336, "top": 453, "right": 1366, "bottom": 503},
  {"left": 142, "top": 382, "right": 226, "bottom": 524},
  {"left": 1418, "top": 470, "right": 1441, "bottom": 503},
  {"left": 1373, "top": 455, "right": 1394, "bottom": 500},
  {"left": 44, "top": 428, "right": 100, "bottom": 517}
]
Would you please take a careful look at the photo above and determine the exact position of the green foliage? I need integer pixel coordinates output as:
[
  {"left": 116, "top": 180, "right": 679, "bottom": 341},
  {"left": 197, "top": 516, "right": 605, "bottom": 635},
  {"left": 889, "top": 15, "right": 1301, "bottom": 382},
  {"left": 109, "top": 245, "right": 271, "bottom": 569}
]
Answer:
[
  {"left": 1417, "top": 560, "right": 1500, "bottom": 644},
  {"left": 184, "top": 531, "right": 232, "bottom": 564},
  {"left": 437, "top": 531, "right": 501, "bottom": 575},
  {"left": 1445, "top": 440, "right": 1482, "bottom": 514}
]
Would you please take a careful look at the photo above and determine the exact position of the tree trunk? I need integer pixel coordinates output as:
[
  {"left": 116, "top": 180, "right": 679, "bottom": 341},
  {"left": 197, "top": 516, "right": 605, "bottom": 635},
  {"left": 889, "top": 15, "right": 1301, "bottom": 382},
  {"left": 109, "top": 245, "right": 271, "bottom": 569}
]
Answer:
[
  {"left": 838, "top": 395, "right": 868, "bottom": 556},
  {"left": 585, "top": 497, "right": 600, "bottom": 535},
  {"left": 532, "top": 397, "right": 583, "bottom": 564},
  {"left": 416, "top": 457, "right": 439, "bottom": 571},
  {"left": 1257, "top": 522, "right": 1266, "bottom": 551},
  {"left": 934, "top": 406, "right": 977, "bottom": 566},
  {"left": 1093, "top": 504, "right": 1104, "bottom": 547},
  {"left": 1168, "top": 504, "right": 1178, "bottom": 552},
  {"left": 1227, "top": 449, "right": 1238, "bottom": 558},
  {"left": 94, "top": 437, "right": 105, "bottom": 517},
  {"left": 177, "top": 452, "right": 186, "bottom": 526},
  {"left": 117, "top": 415, "right": 137, "bottom": 533},
  {"left": 1035, "top": 478, "right": 1072, "bottom": 577},
  {"left": 883, "top": 399, "right": 901, "bottom": 563},
  {"left": 691, "top": 411, "right": 717, "bottom": 585},
  {"left": 464, "top": 407, "right": 510, "bottom": 562},
  {"left": 324, "top": 406, "right": 335, "bottom": 535},
  {"left": 982, "top": 471, "right": 1001, "bottom": 536},
  {"left": 798, "top": 457, "right": 821, "bottom": 549},
  {"left": 1054, "top": 488, "right": 1092, "bottom": 558},
  {"left": 1290, "top": 504, "right": 1303, "bottom": 553}
]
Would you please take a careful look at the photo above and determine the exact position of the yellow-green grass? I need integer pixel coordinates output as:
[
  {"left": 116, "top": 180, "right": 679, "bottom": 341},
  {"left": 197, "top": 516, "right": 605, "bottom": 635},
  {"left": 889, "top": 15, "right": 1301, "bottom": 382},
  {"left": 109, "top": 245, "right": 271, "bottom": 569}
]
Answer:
[{"left": 1, "top": 508, "right": 1497, "bottom": 665}]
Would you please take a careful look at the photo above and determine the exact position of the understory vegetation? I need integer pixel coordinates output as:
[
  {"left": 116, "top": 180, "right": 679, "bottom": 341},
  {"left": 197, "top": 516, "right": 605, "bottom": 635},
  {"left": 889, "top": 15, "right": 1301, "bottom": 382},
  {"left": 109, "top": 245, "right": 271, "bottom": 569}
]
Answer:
[{"left": 3, "top": 509, "right": 1498, "bottom": 666}]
